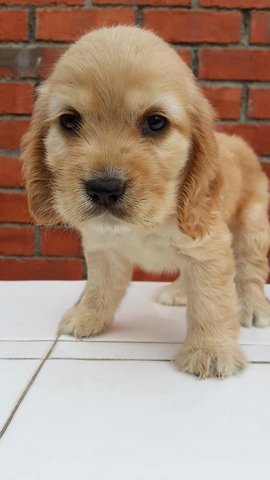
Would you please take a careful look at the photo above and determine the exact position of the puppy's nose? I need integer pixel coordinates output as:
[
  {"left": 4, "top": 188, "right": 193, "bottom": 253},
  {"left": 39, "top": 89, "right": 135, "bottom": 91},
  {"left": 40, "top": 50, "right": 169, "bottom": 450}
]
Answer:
[{"left": 84, "top": 178, "right": 125, "bottom": 206}]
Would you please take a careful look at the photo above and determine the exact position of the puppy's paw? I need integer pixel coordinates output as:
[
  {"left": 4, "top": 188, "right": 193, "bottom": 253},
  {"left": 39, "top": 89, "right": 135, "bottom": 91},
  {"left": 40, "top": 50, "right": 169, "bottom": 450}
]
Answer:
[
  {"left": 59, "top": 304, "right": 110, "bottom": 338},
  {"left": 239, "top": 308, "right": 253, "bottom": 328},
  {"left": 154, "top": 283, "right": 187, "bottom": 306},
  {"left": 175, "top": 341, "right": 246, "bottom": 378},
  {"left": 239, "top": 297, "right": 270, "bottom": 328},
  {"left": 253, "top": 299, "right": 270, "bottom": 327}
]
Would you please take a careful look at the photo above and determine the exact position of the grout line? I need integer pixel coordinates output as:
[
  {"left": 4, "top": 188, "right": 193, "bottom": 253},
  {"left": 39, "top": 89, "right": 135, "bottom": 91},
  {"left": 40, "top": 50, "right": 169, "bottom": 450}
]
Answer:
[
  {"left": 241, "top": 10, "right": 250, "bottom": 48},
  {"left": 0, "top": 254, "right": 85, "bottom": 260},
  {"left": 0, "top": 187, "right": 25, "bottom": 192},
  {"left": 1, "top": 41, "right": 270, "bottom": 50},
  {"left": 261, "top": 156, "right": 270, "bottom": 164},
  {"left": 1, "top": 339, "right": 270, "bottom": 346},
  {"left": 1, "top": 358, "right": 269, "bottom": 364},
  {"left": 28, "top": 7, "right": 36, "bottom": 44},
  {"left": 135, "top": 6, "right": 144, "bottom": 27},
  {"left": 0, "top": 339, "right": 183, "bottom": 344},
  {"left": 192, "top": 48, "right": 199, "bottom": 77},
  {"left": 0, "top": 79, "right": 268, "bottom": 87},
  {"left": 82, "top": 258, "right": 87, "bottom": 279},
  {"left": 0, "top": 357, "right": 172, "bottom": 361},
  {"left": 0, "top": 114, "right": 31, "bottom": 120},
  {"left": 0, "top": 3, "right": 267, "bottom": 12},
  {"left": 0, "top": 338, "right": 184, "bottom": 347},
  {"left": 250, "top": 361, "right": 270, "bottom": 365},
  {"left": 34, "top": 226, "right": 41, "bottom": 256},
  {"left": 0, "top": 333, "right": 59, "bottom": 440},
  {"left": 240, "top": 83, "right": 248, "bottom": 123}
]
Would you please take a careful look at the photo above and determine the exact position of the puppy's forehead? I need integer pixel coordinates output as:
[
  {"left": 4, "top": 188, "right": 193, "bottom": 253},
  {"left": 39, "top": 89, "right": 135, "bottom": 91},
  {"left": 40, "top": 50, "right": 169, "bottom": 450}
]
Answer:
[
  {"left": 129, "top": 91, "right": 184, "bottom": 122},
  {"left": 48, "top": 84, "right": 184, "bottom": 124},
  {"left": 47, "top": 27, "right": 190, "bottom": 120},
  {"left": 48, "top": 62, "right": 186, "bottom": 124}
]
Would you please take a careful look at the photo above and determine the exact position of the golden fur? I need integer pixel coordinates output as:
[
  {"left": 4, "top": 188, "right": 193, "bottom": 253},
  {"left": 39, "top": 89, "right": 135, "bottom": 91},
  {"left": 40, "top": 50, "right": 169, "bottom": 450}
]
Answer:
[{"left": 22, "top": 26, "right": 270, "bottom": 378}]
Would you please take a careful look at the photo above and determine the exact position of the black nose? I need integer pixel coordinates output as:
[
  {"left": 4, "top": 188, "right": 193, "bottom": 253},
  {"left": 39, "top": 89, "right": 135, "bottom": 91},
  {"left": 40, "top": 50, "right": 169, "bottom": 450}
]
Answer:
[{"left": 84, "top": 178, "right": 125, "bottom": 206}]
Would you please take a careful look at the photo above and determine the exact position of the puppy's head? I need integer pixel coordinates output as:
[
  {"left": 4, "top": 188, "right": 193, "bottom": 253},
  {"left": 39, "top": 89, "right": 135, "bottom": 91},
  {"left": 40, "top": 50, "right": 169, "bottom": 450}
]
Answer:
[{"left": 22, "top": 26, "right": 221, "bottom": 238}]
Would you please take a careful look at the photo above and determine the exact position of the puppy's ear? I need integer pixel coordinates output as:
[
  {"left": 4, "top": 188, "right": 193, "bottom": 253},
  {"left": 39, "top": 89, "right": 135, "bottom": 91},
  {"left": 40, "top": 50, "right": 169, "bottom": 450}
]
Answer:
[
  {"left": 21, "top": 88, "right": 59, "bottom": 225},
  {"left": 177, "top": 89, "right": 222, "bottom": 239}
]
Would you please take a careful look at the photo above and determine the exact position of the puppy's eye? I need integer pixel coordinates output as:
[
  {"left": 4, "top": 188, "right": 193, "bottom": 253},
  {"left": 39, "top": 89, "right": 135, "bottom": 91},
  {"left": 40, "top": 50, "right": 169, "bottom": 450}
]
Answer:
[
  {"left": 59, "top": 113, "right": 81, "bottom": 134},
  {"left": 142, "top": 115, "right": 168, "bottom": 136}
]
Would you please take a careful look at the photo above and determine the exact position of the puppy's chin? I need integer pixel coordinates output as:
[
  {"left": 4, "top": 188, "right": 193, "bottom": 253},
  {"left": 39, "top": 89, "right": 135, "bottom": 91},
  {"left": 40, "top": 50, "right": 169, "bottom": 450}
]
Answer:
[{"left": 82, "top": 212, "right": 132, "bottom": 234}]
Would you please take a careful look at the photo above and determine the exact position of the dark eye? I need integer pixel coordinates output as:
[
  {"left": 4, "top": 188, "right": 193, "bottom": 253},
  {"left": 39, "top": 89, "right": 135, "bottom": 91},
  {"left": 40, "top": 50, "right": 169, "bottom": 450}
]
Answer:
[
  {"left": 59, "top": 113, "right": 81, "bottom": 134},
  {"left": 142, "top": 115, "right": 168, "bottom": 135}
]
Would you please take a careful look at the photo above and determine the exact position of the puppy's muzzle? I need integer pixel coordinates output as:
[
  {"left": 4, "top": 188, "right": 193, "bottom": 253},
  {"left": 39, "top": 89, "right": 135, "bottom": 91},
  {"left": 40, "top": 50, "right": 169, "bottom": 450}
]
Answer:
[{"left": 84, "top": 177, "right": 126, "bottom": 207}]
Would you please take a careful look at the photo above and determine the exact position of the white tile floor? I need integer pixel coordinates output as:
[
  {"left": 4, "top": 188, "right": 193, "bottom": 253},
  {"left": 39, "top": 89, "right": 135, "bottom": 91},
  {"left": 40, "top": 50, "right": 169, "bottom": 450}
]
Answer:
[{"left": 1, "top": 281, "right": 270, "bottom": 479}]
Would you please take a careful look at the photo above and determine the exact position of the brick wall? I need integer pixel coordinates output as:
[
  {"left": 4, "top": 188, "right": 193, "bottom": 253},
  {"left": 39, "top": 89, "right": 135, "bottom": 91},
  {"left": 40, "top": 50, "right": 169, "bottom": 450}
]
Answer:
[{"left": 0, "top": 0, "right": 270, "bottom": 280}]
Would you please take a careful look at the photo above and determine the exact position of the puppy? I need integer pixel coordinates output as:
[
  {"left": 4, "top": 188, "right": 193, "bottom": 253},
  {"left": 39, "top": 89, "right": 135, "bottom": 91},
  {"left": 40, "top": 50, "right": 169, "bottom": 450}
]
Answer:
[{"left": 22, "top": 26, "right": 270, "bottom": 378}]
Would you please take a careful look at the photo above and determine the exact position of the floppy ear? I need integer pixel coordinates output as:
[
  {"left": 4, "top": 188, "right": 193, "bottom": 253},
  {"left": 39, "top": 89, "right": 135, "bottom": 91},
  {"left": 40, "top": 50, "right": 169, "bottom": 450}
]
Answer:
[
  {"left": 21, "top": 89, "right": 60, "bottom": 225},
  {"left": 177, "top": 88, "right": 222, "bottom": 240}
]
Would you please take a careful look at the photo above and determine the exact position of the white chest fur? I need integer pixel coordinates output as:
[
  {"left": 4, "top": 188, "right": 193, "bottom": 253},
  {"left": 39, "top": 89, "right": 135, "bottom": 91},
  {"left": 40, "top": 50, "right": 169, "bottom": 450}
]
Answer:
[{"left": 81, "top": 218, "right": 188, "bottom": 274}]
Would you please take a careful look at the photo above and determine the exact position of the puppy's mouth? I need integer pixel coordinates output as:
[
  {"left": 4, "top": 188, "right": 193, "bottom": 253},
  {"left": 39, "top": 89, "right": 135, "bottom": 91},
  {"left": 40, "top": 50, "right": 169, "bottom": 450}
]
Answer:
[
  {"left": 82, "top": 174, "right": 131, "bottom": 222},
  {"left": 90, "top": 202, "right": 129, "bottom": 222}
]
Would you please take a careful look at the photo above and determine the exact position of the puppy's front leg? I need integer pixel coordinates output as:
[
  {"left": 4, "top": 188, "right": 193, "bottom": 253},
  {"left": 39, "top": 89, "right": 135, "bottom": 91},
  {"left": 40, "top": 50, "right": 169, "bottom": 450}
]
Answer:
[
  {"left": 175, "top": 228, "right": 246, "bottom": 378},
  {"left": 59, "top": 250, "right": 132, "bottom": 338}
]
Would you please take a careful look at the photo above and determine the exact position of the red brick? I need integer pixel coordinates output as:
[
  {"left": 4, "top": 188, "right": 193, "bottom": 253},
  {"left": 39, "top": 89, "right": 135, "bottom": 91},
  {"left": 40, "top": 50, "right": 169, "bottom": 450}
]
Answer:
[
  {"left": 36, "top": 8, "right": 135, "bottom": 41},
  {"left": 0, "top": 119, "right": 30, "bottom": 150},
  {"left": 0, "top": 10, "right": 28, "bottom": 41},
  {"left": 0, "top": 157, "right": 23, "bottom": 187},
  {"left": 0, "top": 46, "right": 37, "bottom": 78},
  {"left": 0, "top": 83, "right": 34, "bottom": 115},
  {"left": 94, "top": 0, "right": 190, "bottom": 4},
  {"left": 41, "top": 228, "right": 82, "bottom": 256},
  {"left": 261, "top": 162, "right": 270, "bottom": 180},
  {"left": 248, "top": 89, "right": 270, "bottom": 119},
  {"left": 176, "top": 48, "right": 192, "bottom": 65},
  {"left": 0, "top": 258, "right": 83, "bottom": 280},
  {"left": 250, "top": 12, "right": 270, "bottom": 44},
  {"left": 200, "top": 0, "right": 270, "bottom": 7},
  {"left": 133, "top": 268, "right": 178, "bottom": 282},
  {"left": 202, "top": 86, "right": 242, "bottom": 120},
  {"left": 217, "top": 124, "right": 270, "bottom": 156},
  {"left": 38, "top": 46, "right": 67, "bottom": 77},
  {"left": 0, "top": 226, "right": 35, "bottom": 256},
  {"left": 0, "top": 192, "right": 32, "bottom": 223},
  {"left": 199, "top": 49, "right": 270, "bottom": 81},
  {"left": 144, "top": 10, "right": 241, "bottom": 43},
  {"left": 0, "top": 46, "right": 67, "bottom": 79},
  {"left": 0, "top": 0, "right": 83, "bottom": 4}
]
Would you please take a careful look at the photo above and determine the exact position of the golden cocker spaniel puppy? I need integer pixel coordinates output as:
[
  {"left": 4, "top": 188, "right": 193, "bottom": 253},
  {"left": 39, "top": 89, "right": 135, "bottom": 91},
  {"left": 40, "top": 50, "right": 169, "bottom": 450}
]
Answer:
[{"left": 22, "top": 26, "right": 270, "bottom": 378}]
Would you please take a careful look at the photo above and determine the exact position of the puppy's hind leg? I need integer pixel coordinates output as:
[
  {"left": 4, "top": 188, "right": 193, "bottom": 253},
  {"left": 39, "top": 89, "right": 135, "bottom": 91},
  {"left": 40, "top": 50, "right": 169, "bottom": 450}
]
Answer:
[
  {"left": 154, "top": 274, "right": 187, "bottom": 306},
  {"left": 232, "top": 200, "right": 270, "bottom": 328}
]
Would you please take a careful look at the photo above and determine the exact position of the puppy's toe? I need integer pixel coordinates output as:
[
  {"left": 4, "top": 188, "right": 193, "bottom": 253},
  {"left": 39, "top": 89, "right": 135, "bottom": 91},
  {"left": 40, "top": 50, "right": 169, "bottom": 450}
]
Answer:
[
  {"left": 175, "top": 341, "right": 246, "bottom": 379},
  {"left": 239, "top": 297, "right": 270, "bottom": 328},
  {"left": 253, "top": 300, "right": 270, "bottom": 328},
  {"left": 154, "top": 284, "right": 187, "bottom": 306},
  {"left": 59, "top": 304, "right": 110, "bottom": 338},
  {"left": 239, "top": 309, "right": 253, "bottom": 328}
]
